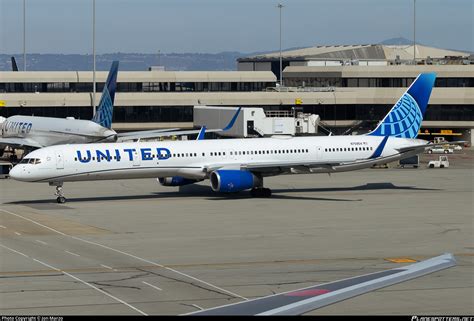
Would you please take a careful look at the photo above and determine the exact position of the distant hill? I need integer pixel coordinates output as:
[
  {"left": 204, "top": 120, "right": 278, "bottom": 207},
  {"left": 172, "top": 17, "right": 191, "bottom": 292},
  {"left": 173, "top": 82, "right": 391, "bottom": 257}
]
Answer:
[
  {"left": 0, "top": 52, "right": 246, "bottom": 71},
  {"left": 2, "top": 40, "right": 470, "bottom": 71}
]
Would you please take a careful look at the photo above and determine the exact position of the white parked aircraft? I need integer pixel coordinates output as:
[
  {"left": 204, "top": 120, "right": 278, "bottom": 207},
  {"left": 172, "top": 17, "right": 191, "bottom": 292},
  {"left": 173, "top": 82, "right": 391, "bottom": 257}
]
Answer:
[
  {"left": 0, "top": 61, "right": 121, "bottom": 153},
  {"left": 0, "top": 61, "right": 240, "bottom": 156},
  {"left": 10, "top": 73, "right": 437, "bottom": 203}
]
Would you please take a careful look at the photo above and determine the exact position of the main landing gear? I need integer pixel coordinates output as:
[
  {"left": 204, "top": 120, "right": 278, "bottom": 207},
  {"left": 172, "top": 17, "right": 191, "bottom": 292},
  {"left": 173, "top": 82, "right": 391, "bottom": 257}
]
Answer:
[
  {"left": 50, "top": 182, "right": 66, "bottom": 203},
  {"left": 250, "top": 187, "right": 272, "bottom": 198}
]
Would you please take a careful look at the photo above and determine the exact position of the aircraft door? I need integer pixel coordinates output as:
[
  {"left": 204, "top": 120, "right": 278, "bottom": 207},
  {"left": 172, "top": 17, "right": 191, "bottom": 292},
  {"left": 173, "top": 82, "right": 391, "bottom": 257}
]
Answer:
[
  {"left": 133, "top": 149, "right": 140, "bottom": 167},
  {"left": 55, "top": 151, "right": 64, "bottom": 169},
  {"left": 315, "top": 146, "right": 323, "bottom": 159}
]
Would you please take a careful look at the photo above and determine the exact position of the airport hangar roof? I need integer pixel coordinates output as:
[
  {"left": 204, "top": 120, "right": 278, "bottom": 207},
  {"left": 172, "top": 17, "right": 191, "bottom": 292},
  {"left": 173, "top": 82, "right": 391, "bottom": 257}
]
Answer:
[
  {"left": 283, "top": 65, "right": 474, "bottom": 78},
  {"left": 0, "top": 71, "right": 276, "bottom": 83},
  {"left": 238, "top": 44, "right": 470, "bottom": 61}
]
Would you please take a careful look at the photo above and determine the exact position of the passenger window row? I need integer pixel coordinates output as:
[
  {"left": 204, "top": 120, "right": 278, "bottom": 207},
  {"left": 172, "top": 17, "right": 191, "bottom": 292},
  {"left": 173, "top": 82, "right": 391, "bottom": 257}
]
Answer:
[{"left": 325, "top": 146, "right": 373, "bottom": 152}]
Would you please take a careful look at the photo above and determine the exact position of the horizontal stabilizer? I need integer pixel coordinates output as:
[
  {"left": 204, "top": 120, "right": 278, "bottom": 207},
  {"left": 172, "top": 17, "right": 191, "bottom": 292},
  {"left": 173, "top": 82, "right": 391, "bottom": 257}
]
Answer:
[{"left": 396, "top": 143, "right": 431, "bottom": 154}]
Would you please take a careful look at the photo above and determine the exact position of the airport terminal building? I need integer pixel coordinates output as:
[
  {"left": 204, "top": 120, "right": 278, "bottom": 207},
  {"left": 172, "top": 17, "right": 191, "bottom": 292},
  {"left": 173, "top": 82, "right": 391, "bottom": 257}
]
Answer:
[{"left": 1, "top": 44, "right": 473, "bottom": 143}]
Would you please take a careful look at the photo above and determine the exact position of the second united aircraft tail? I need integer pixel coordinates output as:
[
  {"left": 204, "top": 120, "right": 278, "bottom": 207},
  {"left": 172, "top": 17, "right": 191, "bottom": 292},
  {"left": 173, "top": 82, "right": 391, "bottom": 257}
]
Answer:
[{"left": 91, "top": 61, "right": 119, "bottom": 130}]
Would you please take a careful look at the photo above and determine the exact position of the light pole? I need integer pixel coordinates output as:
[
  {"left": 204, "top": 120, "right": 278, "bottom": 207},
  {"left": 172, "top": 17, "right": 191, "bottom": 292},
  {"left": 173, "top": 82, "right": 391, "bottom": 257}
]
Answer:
[
  {"left": 413, "top": 0, "right": 416, "bottom": 64},
  {"left": 23, "top": 0, "right": 26, "bottom": 71},
  {"left": 92, "top": 0, "right": 96, "bottom": 114},
  {"left": 277, "top": 3, "right": 284, "bottom": 87}
]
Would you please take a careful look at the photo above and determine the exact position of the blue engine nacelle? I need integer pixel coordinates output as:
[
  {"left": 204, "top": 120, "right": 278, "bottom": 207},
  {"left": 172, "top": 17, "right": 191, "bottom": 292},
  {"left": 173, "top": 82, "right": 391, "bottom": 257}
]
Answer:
[
  {"left": 210, "top": 170, "right": 262, "bottom": 193},
  {"left": 158, "top": 176, "right": 198, "bottom": 186}
]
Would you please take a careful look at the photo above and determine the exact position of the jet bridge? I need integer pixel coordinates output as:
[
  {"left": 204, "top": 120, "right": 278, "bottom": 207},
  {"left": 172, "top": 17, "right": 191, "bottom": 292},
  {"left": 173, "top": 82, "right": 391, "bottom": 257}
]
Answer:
[{"left": 193, "top": 106, "right": 320, "bottom": 138}]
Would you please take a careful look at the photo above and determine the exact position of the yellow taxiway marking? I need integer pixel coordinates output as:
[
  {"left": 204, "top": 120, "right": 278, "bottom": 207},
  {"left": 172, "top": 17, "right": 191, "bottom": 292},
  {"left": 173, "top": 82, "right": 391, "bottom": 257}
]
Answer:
[{"left": 385, "top": 258, "right": 418, "bottom": 263}]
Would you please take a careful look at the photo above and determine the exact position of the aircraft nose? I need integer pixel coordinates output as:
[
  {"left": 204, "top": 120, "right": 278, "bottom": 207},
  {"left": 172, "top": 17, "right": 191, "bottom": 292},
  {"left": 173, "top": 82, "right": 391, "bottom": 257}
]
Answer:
[{"left": 9, "top": 165, "right": 28, "bottom": 181}]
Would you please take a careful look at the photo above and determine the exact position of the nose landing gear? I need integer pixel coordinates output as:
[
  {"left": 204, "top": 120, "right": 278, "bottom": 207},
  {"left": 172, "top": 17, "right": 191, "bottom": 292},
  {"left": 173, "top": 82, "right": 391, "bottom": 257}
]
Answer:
[{"left": 50, "top": 182, "right": 66, "bottom": 203}]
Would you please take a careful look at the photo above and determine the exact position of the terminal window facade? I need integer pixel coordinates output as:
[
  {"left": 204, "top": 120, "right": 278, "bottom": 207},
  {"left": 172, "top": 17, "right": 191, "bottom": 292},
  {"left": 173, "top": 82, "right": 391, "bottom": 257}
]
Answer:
[
  {"left": 301, "top": 104, "right": 474, "bottom": 122},
  {"left": 0, "top": 81, "right": 274, "bottom": 93},
  {"left": 283, "top": 77, "right": 474, "bottom": 88},
  {"left": 1, "top": 104, "right": 472, "bottom": 123}
]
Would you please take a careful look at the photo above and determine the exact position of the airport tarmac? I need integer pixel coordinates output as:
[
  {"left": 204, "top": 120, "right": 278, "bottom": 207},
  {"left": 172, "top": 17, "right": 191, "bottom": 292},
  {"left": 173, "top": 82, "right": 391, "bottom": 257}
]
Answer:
[{"left": 0, "top": 151, "right": 472, "bottom": 315}]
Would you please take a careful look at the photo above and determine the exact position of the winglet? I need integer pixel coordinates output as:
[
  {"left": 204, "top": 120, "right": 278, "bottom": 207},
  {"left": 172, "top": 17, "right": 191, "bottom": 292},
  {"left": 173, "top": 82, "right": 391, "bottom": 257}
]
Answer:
[
  {"left": 91, "top": 61, "right": 119, "bottom": 129},
  {"left": 196, "top": 126, "right": 206, "bottom": 140},
  {"left": 368, "top": 73, "right": 436, "bottom": 138},
  {"left": 222, "top": 107, "right": 242, "bottom": 131}
]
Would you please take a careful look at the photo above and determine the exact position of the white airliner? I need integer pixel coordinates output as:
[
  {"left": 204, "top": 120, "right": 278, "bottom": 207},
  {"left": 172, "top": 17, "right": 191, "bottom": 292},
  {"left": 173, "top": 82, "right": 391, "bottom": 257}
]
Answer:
[
  {"left": 10, "top": 73, "right": 437, "bottom": 203},
  {"left": 0, "top": 61, "right": 121, "bottom": 153},
  {"left": 0, "top": 61, "right": 239, "bottom": 156}
]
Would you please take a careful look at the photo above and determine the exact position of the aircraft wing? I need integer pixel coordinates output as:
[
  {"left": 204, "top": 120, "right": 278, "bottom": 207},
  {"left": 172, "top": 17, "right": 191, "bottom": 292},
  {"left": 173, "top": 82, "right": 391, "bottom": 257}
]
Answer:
[
  {"left": 116, "top": 107, "right": 241, "bottom": 142},
  {"left": 116, "top": 128, "right": 224, "bottom": 142},
  {"left": 116, "top": 128, "right": 180, "bottom": 142},
  {"left": 204, "top": 155, "right": 398, "bottom": 175},
  {"left": 0, "top": 137, "right": 44, "bottom": 149},
  {"left": 186, "top": 253, "right": 456, "bottom": 316}
]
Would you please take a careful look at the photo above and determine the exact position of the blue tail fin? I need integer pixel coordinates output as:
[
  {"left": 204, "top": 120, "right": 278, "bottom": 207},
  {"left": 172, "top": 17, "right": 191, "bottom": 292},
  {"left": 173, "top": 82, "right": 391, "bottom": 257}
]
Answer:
[
  {"left": 368, "top": 73, "right": 436, "bottom": 138},
  {"left": 92, "top": 61, "right": 119, "bottom": 129}
]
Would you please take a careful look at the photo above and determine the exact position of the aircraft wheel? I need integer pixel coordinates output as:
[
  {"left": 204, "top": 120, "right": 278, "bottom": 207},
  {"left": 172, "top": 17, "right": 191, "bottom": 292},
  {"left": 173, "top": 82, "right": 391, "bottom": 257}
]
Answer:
[
  {"left": 262, "top": 188, "right": 272, "bottom": 198},
  {"left": 250, "top": 188, "right": 258, "bottom": 197},
  {"left": 56, "top": 196, "right": 66, "bottom": 204}
]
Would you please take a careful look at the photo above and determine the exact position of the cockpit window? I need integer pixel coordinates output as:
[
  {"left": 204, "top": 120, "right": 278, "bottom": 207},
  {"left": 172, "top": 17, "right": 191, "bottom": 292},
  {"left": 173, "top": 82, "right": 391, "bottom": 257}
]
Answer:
[{"left": 19, "top": 158, "right": 41, "bottom": 164}]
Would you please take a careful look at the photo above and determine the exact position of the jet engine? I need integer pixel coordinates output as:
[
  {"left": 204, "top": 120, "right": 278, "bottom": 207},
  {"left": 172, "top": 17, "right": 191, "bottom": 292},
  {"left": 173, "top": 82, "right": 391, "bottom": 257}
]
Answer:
[
  {"left": 210, "top": 170, "right": 262, "bottom": 193},
  {"left": 158, "top": 176, "right": 199, "bottom": 186}
]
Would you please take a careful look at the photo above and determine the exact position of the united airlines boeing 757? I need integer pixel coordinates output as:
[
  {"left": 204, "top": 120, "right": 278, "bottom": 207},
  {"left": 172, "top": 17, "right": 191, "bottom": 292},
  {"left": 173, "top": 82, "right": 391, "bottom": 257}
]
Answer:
[{"left": 10, "top": 73, "right": 437, "bottom": 203}]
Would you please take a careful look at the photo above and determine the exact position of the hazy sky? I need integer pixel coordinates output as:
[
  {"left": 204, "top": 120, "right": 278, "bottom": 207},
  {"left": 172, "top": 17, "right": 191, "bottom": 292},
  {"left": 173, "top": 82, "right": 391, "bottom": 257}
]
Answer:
[{"left": 1, "top": 0, "right": 472, "bottom": 54}]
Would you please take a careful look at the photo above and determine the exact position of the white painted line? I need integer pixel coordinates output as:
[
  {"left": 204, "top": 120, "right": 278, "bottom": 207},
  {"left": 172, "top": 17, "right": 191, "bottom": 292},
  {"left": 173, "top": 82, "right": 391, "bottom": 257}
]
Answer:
[
  {"left": 0, "top": 242, "right": 147, "bottom": 316},
  {"left": 35, "top": 240, "right": 48, "bottom": 245},
  {"left": 61, "top": 271, "right": 147, "bottom": 316},
  {"left": 101, "top": 264, "right": 113, "bottom": 270},
  {"left": 0, "top": 209, "right": 68, "bottom": 236},
  {"left": 142, "top": 281, "right": 162, "bottom": 291},
  {"left": 0, "top": 225, "right": 6, "bottom": 229},
  {"left": 65, "top": 250, "right": 80, "bottom": 257},
  {"left": 191, "top": 304, "right": 204, "bottom": 311},
  {"left": 32, "top": 258, "right": 61, "bottom": 272},
  {"left": 14, "top": 232, "right": 21, "bottom": 236},
  {"left": 0, "top": 243, "right": 30, "bottom": 258},
  {"left": 0, "top": 208, "right": 247, "bottom": 300}
]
